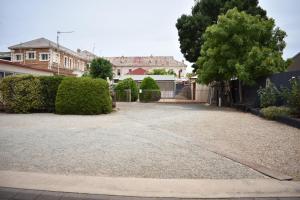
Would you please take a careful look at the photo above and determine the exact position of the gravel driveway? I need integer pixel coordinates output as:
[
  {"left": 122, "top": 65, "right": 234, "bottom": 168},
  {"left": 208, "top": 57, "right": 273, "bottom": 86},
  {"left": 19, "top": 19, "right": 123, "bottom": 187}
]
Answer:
[{"left": 0, "top": 103, "right": 299, "bottom": 179}]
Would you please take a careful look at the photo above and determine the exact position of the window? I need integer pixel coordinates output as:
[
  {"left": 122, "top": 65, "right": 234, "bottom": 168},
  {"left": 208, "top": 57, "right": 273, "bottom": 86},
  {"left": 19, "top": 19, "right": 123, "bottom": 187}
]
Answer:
[
  {"left": 69, "top": 58, "right": 73, "bottom": 69},
  {"left": 53, "top": 53, "right": 60, "bottom": 63},
  {"left": 26, "top": 51, "right": 36, "bottom": 60},
  {"left": 14, "top": 53, "right": 23, "bottom": 61},
  {"left": 39, "top": 53, "right": 50, "bottom": 61},
  {"left": 64, "top": 56, "right": 68, "bottom": 68},
  {"left": 117, "top": 69, "right": 121, "bottom": 76}
]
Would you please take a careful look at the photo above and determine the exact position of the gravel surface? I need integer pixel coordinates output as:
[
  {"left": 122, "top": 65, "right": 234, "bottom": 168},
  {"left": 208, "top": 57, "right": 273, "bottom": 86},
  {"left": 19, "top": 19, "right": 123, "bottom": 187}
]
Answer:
[{"left": 0, "top": 103, "right": 299, "bottom": 179}]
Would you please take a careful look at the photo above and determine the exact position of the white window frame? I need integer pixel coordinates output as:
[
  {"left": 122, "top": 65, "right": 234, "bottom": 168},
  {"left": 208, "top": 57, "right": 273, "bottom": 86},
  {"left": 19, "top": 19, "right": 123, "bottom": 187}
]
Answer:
[
  {"left": 14, "top": 53, "right": 23, "bottom": 62},
  {"left": 39, "top": 52, "right": 50, "bottom": 61},
  {"left": 64, "top": 56, "right": 68, "bottom": 68},
  {"left": 53, "top": 52, "right": 60, "bottom": 64},
  {"left": 26, "top": 51, "right": 36, "bottom": 60},
  {"left": 69, "top": 58, "right": 73, "bottom": 69}
]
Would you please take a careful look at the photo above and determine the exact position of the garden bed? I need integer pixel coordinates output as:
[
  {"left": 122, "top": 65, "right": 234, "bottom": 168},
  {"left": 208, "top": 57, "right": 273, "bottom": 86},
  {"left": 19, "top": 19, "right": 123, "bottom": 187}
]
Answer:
[{"left": 249, "top": 108, "right": 300, "bottom": 129}]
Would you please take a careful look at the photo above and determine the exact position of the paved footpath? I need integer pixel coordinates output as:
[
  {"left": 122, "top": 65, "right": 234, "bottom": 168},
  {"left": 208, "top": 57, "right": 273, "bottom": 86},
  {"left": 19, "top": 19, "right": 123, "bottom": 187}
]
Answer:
[{"left": 1, "top": 187, "right": 300, "bottom": 200}]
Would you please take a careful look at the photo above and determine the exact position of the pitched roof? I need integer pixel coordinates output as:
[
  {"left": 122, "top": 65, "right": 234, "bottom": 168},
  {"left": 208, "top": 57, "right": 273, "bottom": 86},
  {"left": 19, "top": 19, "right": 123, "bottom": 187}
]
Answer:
[
  {"left": 105, "top": 56, "right": 186, "bottom": 68},
  {"left": 288, "top": 52, "right": 300, "bottom": 72},
  {"left": 119, "top": 75, "right": 175, "bottom": 81},
  {"left": 78, "top": 50, "right": 97, "bottom": 61},
  {"left": 9, "top": 38, "right": 87, "bottom": 60},
  {"left": 0, "top": 59, "right": 53, "bottom": 73},
  {"left": 127, "top": 68, "right": 148, "bottom": 75}
]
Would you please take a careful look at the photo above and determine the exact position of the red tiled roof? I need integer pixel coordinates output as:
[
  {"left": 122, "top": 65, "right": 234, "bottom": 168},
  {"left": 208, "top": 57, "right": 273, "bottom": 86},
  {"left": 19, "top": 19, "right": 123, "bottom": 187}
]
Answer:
[{"left": 127, "top": 68, "right": 148, "bottom": 75}]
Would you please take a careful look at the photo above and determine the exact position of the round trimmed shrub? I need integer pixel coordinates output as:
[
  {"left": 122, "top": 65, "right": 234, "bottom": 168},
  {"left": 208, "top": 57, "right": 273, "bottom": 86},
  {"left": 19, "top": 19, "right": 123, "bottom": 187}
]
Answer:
[
  {"left": 39, "top": 76, "right": 64, "bottom": 112},
  {"left": 115, "top": 78, "right": 138, "bottom": 102},
  {"left": 0, "top": 75, "right": 42, "bottom": 113},
  {"left": 55, "top": 77, "right": 112, "bottom": 115},
  {"left": 139, "top": 77, "right": 161, "bottom": 102}
]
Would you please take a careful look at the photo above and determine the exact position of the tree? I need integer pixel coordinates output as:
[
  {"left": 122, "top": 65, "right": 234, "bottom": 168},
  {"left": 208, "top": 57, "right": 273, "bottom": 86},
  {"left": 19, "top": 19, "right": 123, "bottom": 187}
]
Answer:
[
  {"left": 196, "top": 8, "right": 288, "bottom": 102},
  {"left": 176, "top": 0, "right": 267, "bottom": 72},
  {"left": 148, "top": 69, "right": 176, "bottom": 76},
  {"left": 89, "top": 58, "right": 113, "bottom": 79}
]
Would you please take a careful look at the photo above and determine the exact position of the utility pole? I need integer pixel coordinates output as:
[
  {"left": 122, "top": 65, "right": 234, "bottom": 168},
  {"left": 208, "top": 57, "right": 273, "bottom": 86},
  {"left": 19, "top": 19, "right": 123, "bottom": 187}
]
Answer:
[{"left": 56, "top": 30, "right": 74, "bottom": 75}]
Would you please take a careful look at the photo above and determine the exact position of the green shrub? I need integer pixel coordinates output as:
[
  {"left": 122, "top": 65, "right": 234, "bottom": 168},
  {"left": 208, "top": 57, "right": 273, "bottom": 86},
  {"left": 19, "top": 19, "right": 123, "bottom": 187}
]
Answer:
[
  {"left": 115, "top": 78, "right": 138, "bottom": 102},
  {"left": 55, "top": 77, "right": 112, "bottom": 115},
  {"left": 0, "top": 75, "right": 42, "bottom": 113},
  {"left": 261, "top": 106, "right": 291, "bottom": 120},
  {"left": 139, "top": 77, "right": 161, "bottom": 102},
  {"left": 257, "top": 79, "right": 279, "bottom": 108},
  {"left": 288, "top": 78, "right": 300, "bottom": 116},
  {"left": 39, "top": 76, "right": 64, "bottom": 112}
]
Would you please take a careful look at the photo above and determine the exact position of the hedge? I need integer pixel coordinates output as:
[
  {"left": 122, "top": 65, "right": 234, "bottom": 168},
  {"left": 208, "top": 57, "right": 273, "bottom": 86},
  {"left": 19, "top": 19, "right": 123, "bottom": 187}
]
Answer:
[
  {"left": 39, "top": 76, "right": 64, "bottom": 112},
  {"left": 115, "top": 78, "right": 138, "bottom": 102},
  {"left": 55, "top": 77, "right": 112, "bottom": 115},
  {"left": 0, "top": 75, "right": 42, "bottom": 113},
  {"left": 261, "top": 106, "right": 291, "bottom": 120},
  {"left": 139, "top": 77, "right": 161, "bottom": 102}
]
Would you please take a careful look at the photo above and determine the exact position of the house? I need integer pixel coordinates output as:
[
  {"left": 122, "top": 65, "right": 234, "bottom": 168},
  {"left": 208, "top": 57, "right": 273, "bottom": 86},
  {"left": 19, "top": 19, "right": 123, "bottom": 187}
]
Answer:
[
  {"left": 0, "top": 59, "right": 54, "bottom": 79},
  {"left": 105, "top": 56, "right": 187, "bottom": 78},
  {"left": 8, "top": 38, "right": 94, "bottom": 76},
  {"left": 0, "top": 52, "right": 11, "bottom": 61},
  {"left": 118, "top": 75, "right": 176, "bottom": 98},
  {"left": 190, "top": 75, "right": 210, "bottom": 103},
  {"left": 288, "top": 52, "right": 300, "bottom": 72}
]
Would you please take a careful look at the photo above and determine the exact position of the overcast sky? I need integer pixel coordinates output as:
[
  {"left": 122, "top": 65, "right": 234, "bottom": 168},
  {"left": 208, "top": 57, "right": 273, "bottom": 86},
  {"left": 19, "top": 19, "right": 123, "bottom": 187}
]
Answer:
[{"left": 0, "top": 0, "right": 299, "bottom": 71}]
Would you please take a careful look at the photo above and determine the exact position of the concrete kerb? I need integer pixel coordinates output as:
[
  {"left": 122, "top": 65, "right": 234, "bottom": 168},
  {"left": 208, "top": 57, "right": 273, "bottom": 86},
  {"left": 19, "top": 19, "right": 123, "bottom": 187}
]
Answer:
[{"left": 0, "top": 171, "right": 300, "bottom": 199}]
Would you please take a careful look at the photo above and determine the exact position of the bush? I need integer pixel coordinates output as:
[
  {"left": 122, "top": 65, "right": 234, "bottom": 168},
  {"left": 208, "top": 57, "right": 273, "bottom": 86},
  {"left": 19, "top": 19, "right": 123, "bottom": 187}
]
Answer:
[
  {"left": 55, "top": 77, "right": 112, "bottom": 115},
  {"left": 115, "top": 78, "right": 138, "bottom": 102},
  {"left": 139, "top": 77, "right": 161, "bottom": 102},
  {"left": 261, "top": 106, "right": 291, "bottom": 120},
  {"left": 0, "top": 75, "right": 42, "bottom": 113},
  {"left": 288, "top": 78, "right": 300, "bottom": 116},
  {"left": 39, "top": 76, "right": 64, "bottom": 112},
  {"left": 89, "top": 58, "right": 113, "bottom": 79},
  {"left": 257, "top": 79, "right": 279, "bottom": 108}
]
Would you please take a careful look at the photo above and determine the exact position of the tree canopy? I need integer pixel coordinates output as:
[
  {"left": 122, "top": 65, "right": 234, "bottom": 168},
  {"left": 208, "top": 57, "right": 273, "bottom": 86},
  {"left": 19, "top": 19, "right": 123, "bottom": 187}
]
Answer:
[
  {"left": 176, "top": 0, "right": 267, "bottom": 71},
  {"left": 197, "top": 8, "right": 288, "bottom": 85},
  {"left": 89, "top": 58, "right": 113, "bottom": 79},
  {"left": 147, "top": 69, "right": 176, "bottom": 76}
]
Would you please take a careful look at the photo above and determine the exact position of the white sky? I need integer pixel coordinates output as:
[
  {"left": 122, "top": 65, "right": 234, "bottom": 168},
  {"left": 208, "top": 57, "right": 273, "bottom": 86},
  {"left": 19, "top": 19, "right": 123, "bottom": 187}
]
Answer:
[{"left": 0, "top": 0, "right": 299, "bottom": 73}]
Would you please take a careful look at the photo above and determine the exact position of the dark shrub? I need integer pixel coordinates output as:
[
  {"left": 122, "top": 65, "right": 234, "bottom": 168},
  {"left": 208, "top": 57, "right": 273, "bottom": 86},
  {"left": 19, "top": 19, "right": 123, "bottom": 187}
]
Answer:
[
  {"left": 55, "top": 77, "right": 112, "bottom": 115},
  {"left": 257, "top": 80, "right": 279, "bottom": 108},
  {"left": 288, "top": 78, "right": 300, "bottom": 116},
  {"left": 261, "top": 106, "right": 291, "bottom": 120},
  {"left": 139, "top": 77, "right": 161, "bottom": 102},
  {"left": 39, "top": 76, "right": 64, "bottom": 112},
  {"left": 115, "top": 78, "right": 138, "bottom": 102},
  {"left": 0, "top": 75, "right": 42, "bottom": 113}
]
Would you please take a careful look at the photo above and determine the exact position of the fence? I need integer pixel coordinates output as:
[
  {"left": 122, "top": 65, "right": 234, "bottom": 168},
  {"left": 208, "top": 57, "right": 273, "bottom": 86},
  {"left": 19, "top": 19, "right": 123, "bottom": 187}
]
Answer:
[
  {"left": 113, "top": 86, "right": 192, "bottom": 102},
  {"left": 231, "top": 70, "right": 300, "bottom": 107}
]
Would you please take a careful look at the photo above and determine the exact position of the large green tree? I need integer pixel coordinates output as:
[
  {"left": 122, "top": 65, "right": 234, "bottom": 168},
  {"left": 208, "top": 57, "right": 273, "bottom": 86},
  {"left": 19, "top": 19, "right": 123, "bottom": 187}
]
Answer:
[
  {"left": 197, "top": 8, "right": 287, "bottom": 86},
  {"left": 89, "top": 58, "right": 113, "bottom": 79},
  {"left": 176, "top": 0, "right": 267, "bottom": 71}
]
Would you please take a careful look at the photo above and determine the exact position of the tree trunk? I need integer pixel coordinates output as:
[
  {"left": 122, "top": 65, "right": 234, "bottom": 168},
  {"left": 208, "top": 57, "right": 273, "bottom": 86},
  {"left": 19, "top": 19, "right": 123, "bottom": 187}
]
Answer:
[{"left": 239, "top": 80, "right": 243, "bottom": 103}]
